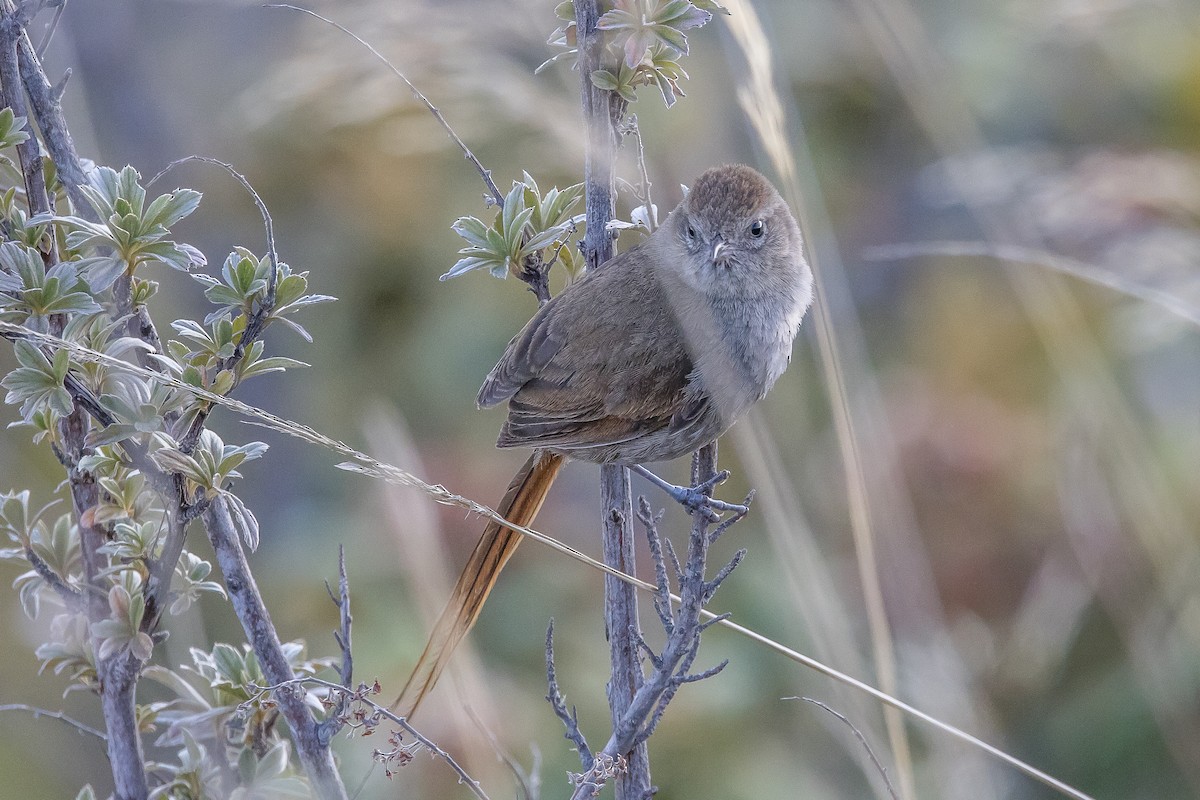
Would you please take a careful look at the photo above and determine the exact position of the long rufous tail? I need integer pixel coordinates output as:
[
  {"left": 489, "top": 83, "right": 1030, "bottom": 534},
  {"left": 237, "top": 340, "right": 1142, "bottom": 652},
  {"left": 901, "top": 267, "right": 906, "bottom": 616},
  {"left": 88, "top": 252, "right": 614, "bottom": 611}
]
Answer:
[{"left": 393, "top": 449, "right": 564, "bottom": 717}]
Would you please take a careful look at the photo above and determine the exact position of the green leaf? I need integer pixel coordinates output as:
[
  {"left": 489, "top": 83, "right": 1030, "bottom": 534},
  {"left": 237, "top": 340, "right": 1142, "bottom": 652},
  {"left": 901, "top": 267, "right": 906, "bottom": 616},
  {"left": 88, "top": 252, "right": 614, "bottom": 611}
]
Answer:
[
  {"left": 450, "top": 216, "right": 492, "bottom": 249},
  {"left": 590, "top": 69, "right": 620, "bottom": 91},
  {"left": 0, "top": 106, "right": 31, "bottom": 149},
  {"left": 142, "top": 188, "right": 202, "bottom": 229}
]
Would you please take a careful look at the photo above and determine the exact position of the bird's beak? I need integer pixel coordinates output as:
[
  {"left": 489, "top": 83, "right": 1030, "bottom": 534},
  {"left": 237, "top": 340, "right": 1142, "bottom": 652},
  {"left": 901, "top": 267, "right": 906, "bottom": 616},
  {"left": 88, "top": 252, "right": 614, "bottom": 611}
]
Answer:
[{"left": 711, "top": 237, "right": 728, "bottom": 264}]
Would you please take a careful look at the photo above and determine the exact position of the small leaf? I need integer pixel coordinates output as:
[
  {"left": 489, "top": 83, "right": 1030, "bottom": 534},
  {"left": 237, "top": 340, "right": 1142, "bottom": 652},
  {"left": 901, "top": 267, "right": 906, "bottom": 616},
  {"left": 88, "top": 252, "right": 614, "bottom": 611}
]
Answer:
[{"left": 590, "top": 70, "right": 620, "bottom": 91}]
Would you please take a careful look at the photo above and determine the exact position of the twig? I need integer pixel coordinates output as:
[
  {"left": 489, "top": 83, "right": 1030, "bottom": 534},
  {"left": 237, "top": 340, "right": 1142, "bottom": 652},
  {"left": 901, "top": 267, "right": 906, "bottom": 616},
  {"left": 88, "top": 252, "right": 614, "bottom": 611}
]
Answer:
[
  {"left": 13, "top": 11, "right": 92, "bottom": 219},
  {"left": 792, "top": 696, "right": 900, "bottom": 800},
  {"left": 863, "top": 240, "right": 1200, "bottom": 329},
  {"left": 270, "top": 4, "right": 555, "bottom": 305},
  {"left": 462, "top": 703, "right": 543, "bottom": 800},
  {"left": 142, "top": 488, "right": 187, "bottom": 630},
  {"left": 148, "top": 155, "right": 280, "bottom": 453},
  {"left": 0, "top": 702, "right": 106, "bottom": 740},
  {"left": 545, "top": 620, "right": 593, "bottom": 767},
  {"left": 637, "top": 499, "right": 673, "bottom": 632},
  {"left": 25, "top": 544, "right": 81, "bottom": 609},
  {"left": 618, "top": 114, "right": 655, "bottom": 231},
  {"left": 0, "top": 12, "right": 51, "bottom": 224},
  {"left": 248, "top": 676, "right": 491, "bottom": 800},
  {"left": 317, "top": 545, "right": 353, "bottom": 745},
  {"left": 331, "top": 545, "right": 353, "bottom": 687},
  {"left": 32, "top": 0, "right": 63, "bottom": 59},
  {"left": 267, "top": 4, "right": 503, "bottom": 207}
]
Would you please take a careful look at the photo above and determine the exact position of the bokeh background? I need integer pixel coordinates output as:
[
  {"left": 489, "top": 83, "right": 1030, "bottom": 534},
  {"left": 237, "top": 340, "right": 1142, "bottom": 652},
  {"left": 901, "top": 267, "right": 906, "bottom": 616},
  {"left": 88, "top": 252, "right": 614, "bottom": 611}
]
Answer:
[{"left": 1, "top": 0, "right": 1198, "bottom": 798}]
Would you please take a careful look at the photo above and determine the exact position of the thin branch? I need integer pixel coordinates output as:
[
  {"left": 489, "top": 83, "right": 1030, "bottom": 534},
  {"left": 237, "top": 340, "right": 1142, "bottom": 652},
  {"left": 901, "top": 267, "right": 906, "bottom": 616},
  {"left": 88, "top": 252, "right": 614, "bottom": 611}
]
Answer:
[
  {"left": 545, "top": 620, "right": 593, "bottom": 767},
  {"left": 618, "top": 114, "right": 656, "bottom": 231},
  {"left": 317, "top": 544, "right": 353, "bottom": 745},
  {"left": 462, "top": 703, "right": 543, "bottom": 800},
  {"left": 792, "top": 696, "right": 900, "bottom": 800},
  {"left": 0, "top": 13, "right": 50, "bottom": 223},
  {"left": 147, "top": 155, "right": 279, "bottom": 309},
  {"left": 147, "top": 155, "right": 280, "bottom": 453},
  {"left": 0, "top": 702, "right": 107, "bottom": 740},
  {"left": 142, "top": 485, "right": 187, "bottom": 630},
  {"left": 331, "top": 545, "right": 352, "bottom": 687},
  {"left": 13, "top": 13, "right": 92, "bottom": 219},
  {"left": 269, "top": 4, "right": 554, "bottom": 306},
  {"left": 703, "top": 547, "right": 745, "bottom": 603},
  {"left": 637, "top": 497, "right": 673, "bottom": 632},
  {"left": 267, "top": 4, "right": 503, "bottom": 206},
  {"left": 249, "top": 676, "right": 491, "bottom": 800},
  {"left": 25, "top": 544, "right": 81, "bottom": 608},
  {"left": 32, "top": 0, "right": 63, "bottom": 59},
  {"left": 863, "top": 240, "right": 1200, "bottom": 328}
]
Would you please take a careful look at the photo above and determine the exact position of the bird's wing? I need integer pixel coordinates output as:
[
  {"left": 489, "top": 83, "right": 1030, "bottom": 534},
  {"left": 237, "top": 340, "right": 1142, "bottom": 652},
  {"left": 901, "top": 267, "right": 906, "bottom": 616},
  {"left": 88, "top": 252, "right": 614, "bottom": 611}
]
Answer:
[{"left": 479, "top": 252, "right": 697, "bottom": 451}]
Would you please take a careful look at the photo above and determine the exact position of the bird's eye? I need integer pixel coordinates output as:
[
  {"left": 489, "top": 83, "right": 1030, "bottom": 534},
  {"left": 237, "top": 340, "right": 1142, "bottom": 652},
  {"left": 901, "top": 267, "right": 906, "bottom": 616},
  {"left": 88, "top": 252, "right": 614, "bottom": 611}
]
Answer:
[
  {"left": 685, "top": 222, "right": 698, "bottom": 241},
  {"left": 749, "top": 220, "right": 765, "bottom": 238}
]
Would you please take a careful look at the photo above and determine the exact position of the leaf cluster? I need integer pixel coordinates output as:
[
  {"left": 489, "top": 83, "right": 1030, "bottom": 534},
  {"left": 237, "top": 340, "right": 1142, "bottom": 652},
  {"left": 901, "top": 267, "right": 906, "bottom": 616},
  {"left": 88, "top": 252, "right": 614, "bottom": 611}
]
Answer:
[
  {"left": 0, "top": 133, "right": 334, "bottom": 796},
  {"left": 543, "top": 0, "right": 727, "bottom": 107},
  {"left": 443, "top": 173, "right": 584, "bottom": 281}
]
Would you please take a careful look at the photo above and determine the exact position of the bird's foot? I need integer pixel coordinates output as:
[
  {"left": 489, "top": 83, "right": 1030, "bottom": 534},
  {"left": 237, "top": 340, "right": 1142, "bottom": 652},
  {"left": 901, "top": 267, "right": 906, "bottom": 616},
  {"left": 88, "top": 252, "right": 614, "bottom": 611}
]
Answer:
[{"left": 631, "top": 465, "right": 748, "bottom": 523}]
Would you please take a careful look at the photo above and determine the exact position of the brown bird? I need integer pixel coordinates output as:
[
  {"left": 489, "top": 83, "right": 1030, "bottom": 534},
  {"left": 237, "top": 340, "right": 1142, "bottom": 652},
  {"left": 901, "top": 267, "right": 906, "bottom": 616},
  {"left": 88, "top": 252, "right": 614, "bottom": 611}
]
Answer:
[{"left": 395, "top": 164, "right": 813, "bottom": 716}]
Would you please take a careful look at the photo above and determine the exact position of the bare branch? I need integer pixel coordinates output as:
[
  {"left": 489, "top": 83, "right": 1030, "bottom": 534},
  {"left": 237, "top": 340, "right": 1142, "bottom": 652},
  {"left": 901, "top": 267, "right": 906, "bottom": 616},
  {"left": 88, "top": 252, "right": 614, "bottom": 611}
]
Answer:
[
  {"left": 249, "top": 676, "right": 491, "bottom": 800},
  {"left": 317, "top": 545, "right": 354, "bottom": 745},
  {"left": 571, "top": 443, "right": 749, "bottom": 800},
  {"left": 793, "top": 696, "right": 900, "bottom": 800},
  {"left": 0, "top": 702, "right": 107, "bottom": 740},
  {"left": 637, "top": 497, "right": 673, "bottom": 632},
  {"left": 546, "top": 620, "right": 593, "bottom": 767},
  {"left": 25, "top": 545, "right": 81, "bottom": 608},
  {"left": 268, "top": 4, "right": 503, "bottom": 206}
]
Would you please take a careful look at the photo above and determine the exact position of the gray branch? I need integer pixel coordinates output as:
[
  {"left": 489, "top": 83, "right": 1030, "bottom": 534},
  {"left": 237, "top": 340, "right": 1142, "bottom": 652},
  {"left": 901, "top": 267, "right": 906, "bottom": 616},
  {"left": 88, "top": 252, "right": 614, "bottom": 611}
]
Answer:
[
  {"left": 1, "top": 6, "right": 151, "bottom": 798},
  {"left": 202, "top": 497, "right": 348, "bottom": 800},
  {"left": 250, "top": 676, "right": 491, "bottom": 800},
  {"left": 545, "top": 619, "right": 593, "bottom": 766},
  {"left": 0, "top": 702, "right": 107, "bottom": 740},
  {"left": 572, "top": 2, "right": 648, "bottom": 798},
  {"left": 568, "top": 443, "right": 744, "bottom": 800}
]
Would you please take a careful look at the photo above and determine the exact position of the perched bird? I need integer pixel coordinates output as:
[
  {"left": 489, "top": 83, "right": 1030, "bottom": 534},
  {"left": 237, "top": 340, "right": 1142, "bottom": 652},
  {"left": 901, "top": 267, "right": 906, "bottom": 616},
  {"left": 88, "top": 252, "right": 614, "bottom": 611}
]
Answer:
[{"left": 395, "top": 164, "right": 813, "bottom": 716}]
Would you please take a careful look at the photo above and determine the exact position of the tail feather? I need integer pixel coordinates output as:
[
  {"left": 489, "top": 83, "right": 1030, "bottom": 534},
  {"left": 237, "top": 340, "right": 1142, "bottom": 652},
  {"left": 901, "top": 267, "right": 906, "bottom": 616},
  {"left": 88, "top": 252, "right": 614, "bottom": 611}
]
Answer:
[{"left": 393, "top": 450, "right": 564, "bottom": 717}]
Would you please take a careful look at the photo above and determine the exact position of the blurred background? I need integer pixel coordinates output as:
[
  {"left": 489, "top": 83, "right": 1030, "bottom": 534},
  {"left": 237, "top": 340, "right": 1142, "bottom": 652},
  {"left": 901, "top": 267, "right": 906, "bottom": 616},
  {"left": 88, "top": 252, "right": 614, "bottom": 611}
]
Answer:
[{"left": 1, "top": 0, "right": 1198, "bottom": 798}]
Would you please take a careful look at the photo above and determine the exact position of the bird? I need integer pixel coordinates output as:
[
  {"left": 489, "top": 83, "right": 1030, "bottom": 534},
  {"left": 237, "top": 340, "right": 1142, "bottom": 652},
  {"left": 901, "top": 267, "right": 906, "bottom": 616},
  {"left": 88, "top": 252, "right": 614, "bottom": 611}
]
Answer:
[{"left": 394, "top": 164, "right": 813, "bottom": 717}]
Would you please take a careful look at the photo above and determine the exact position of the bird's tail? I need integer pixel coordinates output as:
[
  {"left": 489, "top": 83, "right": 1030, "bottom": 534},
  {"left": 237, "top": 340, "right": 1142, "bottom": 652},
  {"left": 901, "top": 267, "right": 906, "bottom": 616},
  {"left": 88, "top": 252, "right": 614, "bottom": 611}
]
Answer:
[{"left": 393, "top": 449, "right": 564, "bottom": 717}]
